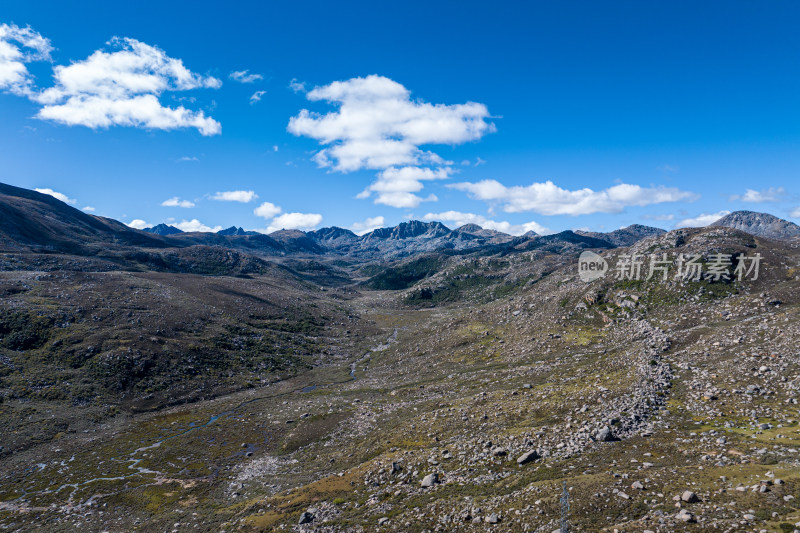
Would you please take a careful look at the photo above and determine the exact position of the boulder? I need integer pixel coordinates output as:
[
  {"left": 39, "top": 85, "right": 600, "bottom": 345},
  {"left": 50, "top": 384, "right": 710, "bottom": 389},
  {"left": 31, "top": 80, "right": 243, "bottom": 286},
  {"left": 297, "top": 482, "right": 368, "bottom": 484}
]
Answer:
[
  {"left": 516, "top": 450, "right": 540, "bottom": 465},
  {"left": 421, "top": 473, "right": 439, "bottom": 487}
]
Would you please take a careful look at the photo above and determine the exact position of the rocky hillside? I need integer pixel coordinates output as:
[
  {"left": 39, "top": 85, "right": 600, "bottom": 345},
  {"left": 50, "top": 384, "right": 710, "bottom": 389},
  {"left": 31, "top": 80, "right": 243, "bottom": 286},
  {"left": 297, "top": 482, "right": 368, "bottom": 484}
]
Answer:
[{"left": 3, "top": 224, "right": 800, "bottom": 532}]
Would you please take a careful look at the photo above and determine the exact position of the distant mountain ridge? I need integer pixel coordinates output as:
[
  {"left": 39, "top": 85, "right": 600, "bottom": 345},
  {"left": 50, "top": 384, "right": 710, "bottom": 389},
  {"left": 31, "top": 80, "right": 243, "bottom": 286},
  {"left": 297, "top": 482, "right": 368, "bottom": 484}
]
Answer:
[
  {"left": 6, "top": 182, "right": 798, "bottom": 260},
  {"left": 363, "top": 220, "right": 451, "bottom": 241},
  {"left": 143, "top": 223, "right": 183, "bottom": 235},
  {"left": 575, "top": 224, "right": 667, "bottom": 247},
  {"left": 453, "top": 224, "right": 516, "bottom": 243},
  {"left": 217, "top": 226, "right": 260, "bottom": 236},
  {"left": 710, "top": 210, "right": 800, "bottom": 240}
]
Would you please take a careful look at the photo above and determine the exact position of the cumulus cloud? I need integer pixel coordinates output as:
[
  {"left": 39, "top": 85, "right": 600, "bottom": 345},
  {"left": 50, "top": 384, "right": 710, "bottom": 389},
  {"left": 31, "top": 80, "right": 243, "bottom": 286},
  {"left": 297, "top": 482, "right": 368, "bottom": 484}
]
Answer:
[
  {"left": 288, "top": 75, "right": 495, "bottom": 208},
  {"left": 350, "top": 216, "right": 385, "bottom": 235},
  {"left": 161, "top": 196, "right": 195, "bottom": 208},
  {"left": 267, "top": 212, "right": 322, "bottom": 233},
  {"left": 422, "top": 211, "right": 549, "bottom": 236},
  {"left": 289, "top": 75, "right": 494, "bottom": 172},
  {"left": 211, "top": 190, "right": 258, "bottom": 203},
  {"left": 729, "top": 187, "right": 785, "bottom": 203},
  {"left": 450, "top": 180, "right": 698, "bottom": 216},
  {"left": 253, "top": 201, "right": 282, "bottom": 219},
  {"left": 250, "top": 90, "right": 266, "bottom": 104},
  {"left": 127, "top": 219, "right": 150, "bottom": 229},
  {"left": 174, "top": 219, "right": 222, "bottom": 232},
  {"left": 82, "top": 206, "right": 95, "bottom": 212},
  {"left": 229, "top": 70, "right": 263, "bottom": 83},
  {"left": 372, "top": 192, "right": 438, "bottom": 208},
  {"left": 34, "top": 187, "right": 76, "bottom": 204},
  {"left": 250, "top": 200, "right": 321, "bottom": 233},
  {"left": 33, "top": 37, "right": 221, "bottom": 135},
  {"left": 0, "top": 23, "right": 52, "bottom": 97},
  {"left": 676, "top": 210, "right": 731, "bottom": 228},
  {"left": 359, "top": 166, "right": 450, "bottom": 207}
]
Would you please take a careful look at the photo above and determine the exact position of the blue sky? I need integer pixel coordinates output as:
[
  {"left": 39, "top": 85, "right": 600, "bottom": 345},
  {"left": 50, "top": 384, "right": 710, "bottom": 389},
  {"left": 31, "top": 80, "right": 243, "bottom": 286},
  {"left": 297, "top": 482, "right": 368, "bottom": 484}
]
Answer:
[{"left": 2, "top": 0, "right": 800, "bottom": 235}]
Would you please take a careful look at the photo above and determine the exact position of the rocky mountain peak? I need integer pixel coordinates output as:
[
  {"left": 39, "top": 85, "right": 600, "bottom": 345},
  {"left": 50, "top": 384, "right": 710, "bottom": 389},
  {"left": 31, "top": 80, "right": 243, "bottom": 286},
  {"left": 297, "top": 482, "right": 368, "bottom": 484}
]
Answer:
[
  {"left": 143, "top": 223, "right": 183, "bottom": 236},
  {"left": 455, "top": 223, "right": 484, "bottom": 233},
  {"left": 365, "top": 220, "right": 451, "bottom": 241},
  {"left": 710, "top": 210, "right": 800, "bottom": 240},
  {"left": 217, "top": 226, "right": 258, "bottom": 236}
]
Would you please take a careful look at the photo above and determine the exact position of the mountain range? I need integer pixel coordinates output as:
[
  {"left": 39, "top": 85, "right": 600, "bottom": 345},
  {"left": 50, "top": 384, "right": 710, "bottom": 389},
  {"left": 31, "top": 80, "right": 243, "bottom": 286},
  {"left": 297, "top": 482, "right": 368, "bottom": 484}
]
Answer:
[{"left": 2, "top": 182, "right": 798, "bottom": 263}]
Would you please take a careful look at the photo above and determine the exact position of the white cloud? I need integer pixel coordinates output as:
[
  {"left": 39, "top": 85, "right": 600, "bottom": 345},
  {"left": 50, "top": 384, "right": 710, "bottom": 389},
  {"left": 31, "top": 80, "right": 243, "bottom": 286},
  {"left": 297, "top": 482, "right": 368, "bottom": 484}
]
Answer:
[
  {"left": 288, "top": 75, "right": 495, "bottom": 207},
  {"left": 267, "top": 212, "right": 322, "bottom": 232},
  {"left": 450, "top": 179, "right": 698, "bottom": 216},
  {"left": 211, "top": 190, "right": 258, "bottom": 203},
  {"left": 229, "top": 70, "right": 263, "bottom": 83},
  {"left": 358, "top": 166, "right": 450, "bottom": 208},
  {"left": 250, "top": 90, "right": 266, "bottom": 104},
  {"left": 791, "top": 207, "right": 800, "bottom": 218},
  {"left": 34, "top": 37, "right": 221, "bottom": 135},
  {"left": 272, "top": 145, "right": 279, "bottom": 152},
  {"left": 422, "top": 210, "right": 549, "bottom": 236},
  {"left": 127, "top": 219, "right": 150, "bottom": 229},
  {"left": 676, "top": 210, "right": 731, "bottom": 228},
  {"left": 161, "top": 196, "right": 195, "bottom": 208},
  {"left": 374, "top": 192, "right": 438, "bottom": 208},
  {"left": 253, "top": 201, "right": 282, "bottom": 219},
  {"left": 82, "top": 206, "right": 95, "bottom": 212},
  {"left": 0, "top": 23, "right": 52, "bottom": 97},
  {"left": 729, "top": 187, "right": 785, "bottom": 203},
  {"left": 289, "top": 78, "right": 306, "bottom": 93},
  {"left": 174, "top": 219, "right": 222, "bottom": 232},
  {"left": 289, "top": 75, "right": 494, "bottom": 172},
  {"left": 177, "top": 155, "right": 198, "bottom": 162},
  {"left": 350, "top": 216, "right": 385, "bottom": 235},
  {"left": 34, "top": 187, "right": 76, "bottom": 204}
]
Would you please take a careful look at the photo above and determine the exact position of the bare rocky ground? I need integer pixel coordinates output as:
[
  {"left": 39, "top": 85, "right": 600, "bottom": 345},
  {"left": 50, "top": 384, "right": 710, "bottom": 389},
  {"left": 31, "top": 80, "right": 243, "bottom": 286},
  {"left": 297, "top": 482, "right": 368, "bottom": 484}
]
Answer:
[{"left": 1, "top": 227, "right": 800, "bottom": 532}]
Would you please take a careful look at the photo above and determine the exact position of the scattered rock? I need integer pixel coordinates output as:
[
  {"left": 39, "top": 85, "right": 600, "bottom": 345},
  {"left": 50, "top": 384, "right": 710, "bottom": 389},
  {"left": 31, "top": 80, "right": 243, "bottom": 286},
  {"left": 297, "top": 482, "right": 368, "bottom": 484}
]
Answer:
[
  {"left": 421, "top": 473, "right": 439, "bottom": 487},
  {"left": 681, "top": 490, "right": 700, "bottom": 503},
  {"left": 596, "top": 426, "right": 616, "bottom": 442}
]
